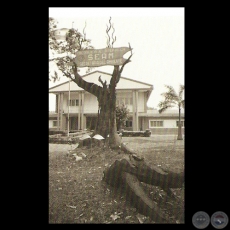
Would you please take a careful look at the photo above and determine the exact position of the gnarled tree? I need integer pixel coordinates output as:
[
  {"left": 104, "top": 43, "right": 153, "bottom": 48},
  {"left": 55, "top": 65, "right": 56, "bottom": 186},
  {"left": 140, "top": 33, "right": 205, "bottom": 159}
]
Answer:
[
  {"left": 49, "top": 18, "right": 184, "bottom": 222},
  {"left": 49, "top": 17, "right": 132, "bottom": 148}
]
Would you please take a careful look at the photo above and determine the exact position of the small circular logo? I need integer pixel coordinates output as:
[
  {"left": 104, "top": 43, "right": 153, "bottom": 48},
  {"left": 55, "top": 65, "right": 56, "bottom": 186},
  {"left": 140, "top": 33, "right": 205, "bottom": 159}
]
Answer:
[
  {"left": 192, "top": 211, "right": 210, "bottom": 229},
  {"left": 211, "top": 211, "right": 228, "bottom": 229}
]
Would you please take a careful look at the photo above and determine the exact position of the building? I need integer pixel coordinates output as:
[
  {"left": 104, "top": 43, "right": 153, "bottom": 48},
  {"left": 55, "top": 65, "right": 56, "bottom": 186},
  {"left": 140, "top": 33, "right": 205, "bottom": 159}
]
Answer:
[
  {"left": 143, "top": 108, "right": 184, "bottom": 135},
  {"left": 49, "top": 70, "right": 184, "bottom": 135}
]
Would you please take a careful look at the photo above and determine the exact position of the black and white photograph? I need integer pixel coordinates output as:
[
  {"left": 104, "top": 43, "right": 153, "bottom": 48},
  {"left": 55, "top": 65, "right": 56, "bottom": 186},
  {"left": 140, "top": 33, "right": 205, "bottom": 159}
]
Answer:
[{"left": 49, "top": 7, "right": 184, "bottom": 224}]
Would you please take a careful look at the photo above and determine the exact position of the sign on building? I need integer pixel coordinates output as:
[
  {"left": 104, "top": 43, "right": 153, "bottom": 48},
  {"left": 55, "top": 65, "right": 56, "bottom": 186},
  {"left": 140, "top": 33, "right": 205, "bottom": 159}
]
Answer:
[{"left": 74, "top": 47, "right": 131, "bottom": 67}]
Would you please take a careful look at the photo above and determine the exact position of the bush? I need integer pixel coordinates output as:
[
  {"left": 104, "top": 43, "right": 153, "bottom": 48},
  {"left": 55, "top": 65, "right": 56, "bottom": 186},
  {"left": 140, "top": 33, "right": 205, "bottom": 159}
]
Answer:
[
  {"left": 49, "top": 130, "right": 66, "bottom": 135},
  {"left": 49, "top": 136, "right": 79, "bottom": 144},
  {"left": 120, "top": 129, "right": 151, "bottom": 137}
]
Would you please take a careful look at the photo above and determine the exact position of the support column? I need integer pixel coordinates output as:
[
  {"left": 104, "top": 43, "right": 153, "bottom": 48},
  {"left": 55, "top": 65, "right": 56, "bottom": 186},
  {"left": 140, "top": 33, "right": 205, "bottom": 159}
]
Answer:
[
  {"left": 144, "top": 92, "right": 147, "bottom": 113},
  {"left": 81, "top": 92, "right": 85, "bottom": 130},
  {"left": 132, "top": 90, "right": 136, "bottom": 131},
  {"left": 60, "top": 93, "right": 64, "bottom": 130},
  {"left": 57, "top": 93, "right": 60, "bottom": 130},
  {"left": 135, "top": 91, "right": 139, "bottom": 130},
  {"left": 78, "top": 92, "right": 81, "bottom": 130},
  {"left": 55, "top": 94, "right": 58, "bottom": 113}
]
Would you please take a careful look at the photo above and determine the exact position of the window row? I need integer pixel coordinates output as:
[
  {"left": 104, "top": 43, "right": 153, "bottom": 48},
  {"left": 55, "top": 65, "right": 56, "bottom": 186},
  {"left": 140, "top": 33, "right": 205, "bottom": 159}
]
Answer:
[
  {"left": 67, "top": 99, "right": 80, "bottom": 106},
  {"left": 149, "top": 120, "right": 185, "bottom": 128},
  {"left": 52, "top": 120, "right": 184, "bottom": 128},
  {"left": 150, "top": 121, "right": 164, "bottom": 127},
  {"left": 67, "top": 98, "right": 132, "bottom": 106},
  {"left": 116, "top": 98, "right": 133, "bottom": 106}
]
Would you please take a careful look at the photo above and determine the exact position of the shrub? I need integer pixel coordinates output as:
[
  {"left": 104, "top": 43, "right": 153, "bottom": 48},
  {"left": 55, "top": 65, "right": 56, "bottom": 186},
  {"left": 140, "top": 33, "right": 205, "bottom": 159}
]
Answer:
[
  {"left": 49, "top": 136, "right": 79, "bottom": 144},
  {"left": 49, "top": 130, "right": 66, "bottom": 135},
  {"left": 120, "top": 129, "right": 151, "bottom": 137}
]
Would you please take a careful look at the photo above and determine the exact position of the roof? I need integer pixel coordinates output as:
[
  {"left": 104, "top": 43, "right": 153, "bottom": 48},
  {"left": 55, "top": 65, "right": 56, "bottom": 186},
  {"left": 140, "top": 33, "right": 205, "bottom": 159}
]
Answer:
[
  {"left": 139, "top": 109, "right": 184, "bottom": 118},
  {"left": 139, "top": 113, "right": 184, "bottom": 118},
  {"left": 49, "top": 70, "right": 153, "bottom": 93}
]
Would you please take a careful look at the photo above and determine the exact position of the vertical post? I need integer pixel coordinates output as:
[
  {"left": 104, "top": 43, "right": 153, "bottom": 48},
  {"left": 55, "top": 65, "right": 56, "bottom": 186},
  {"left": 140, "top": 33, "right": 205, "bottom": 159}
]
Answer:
[
  {"left": 132, "top": 90, "right": 136, "bottom": 131},
  {"left": 81, "top": 92, "right": 84, "bottom": 130},
  {"left": 67, "top": 21, "right": 74, "bottom": 137},
  {"left": 78, "top": 92, "right": 81, "bottom": 130},
  {"left": 60, "top": 93, "right": 63, "bottom": 130},
  {"left": 135, "top": 90, "right": 139, "bottom": 130},
  {"left": 177, "top": 106, "right": 183, "bottom": 140},
  {"left": 67, "top": 79, "right": 70, "bottom": 137},
  {"left": 57, "top": 94, "right": 60, "bottom": 130}
]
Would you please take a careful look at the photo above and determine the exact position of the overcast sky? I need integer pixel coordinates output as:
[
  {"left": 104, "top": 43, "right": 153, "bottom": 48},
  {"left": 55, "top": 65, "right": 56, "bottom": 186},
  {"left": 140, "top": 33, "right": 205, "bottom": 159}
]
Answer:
[{"left": 49, "top": 7, "right": 184, "bottom": 111}]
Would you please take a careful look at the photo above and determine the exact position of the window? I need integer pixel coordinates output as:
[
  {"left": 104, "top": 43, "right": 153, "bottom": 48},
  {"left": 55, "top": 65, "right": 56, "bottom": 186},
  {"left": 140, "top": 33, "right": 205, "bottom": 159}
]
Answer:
[
  {"left": 126, "top": 120, "right": 132, "bottom": 127},
  {"left": 71, "top": 100, "right": 75, "bottom": 106},
  {"left": 176, "top": 121, "right": 185, "bottom": 127},
  {"left": 149, "top": 120, "right": 163, "bottom": 128},
  {"left": 68, "top": 99, "right": 79, "bottom": 106},
  {"left": 53, "top": 121, "right": 57, "bottom": 127},
  {"left": 116, "top": 97, "right": 133, "bottom": 105}
]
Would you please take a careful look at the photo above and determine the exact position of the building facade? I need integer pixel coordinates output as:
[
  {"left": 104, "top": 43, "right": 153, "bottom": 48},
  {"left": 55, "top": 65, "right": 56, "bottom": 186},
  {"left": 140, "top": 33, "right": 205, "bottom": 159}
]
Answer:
[{"left": 49, "top": 71, "right": 184, "bottom": 135}]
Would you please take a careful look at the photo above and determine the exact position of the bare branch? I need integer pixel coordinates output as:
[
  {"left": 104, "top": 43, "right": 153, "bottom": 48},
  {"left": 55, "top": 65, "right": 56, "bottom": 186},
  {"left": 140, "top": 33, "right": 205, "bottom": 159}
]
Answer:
[
  {"left": 71, "top": 62, "right": 103, "bottom": 97},
  {"left": 106, "top": 26, "right": 111, "bottom": 48},
  {"left": 98, "top": 75, "right": 108, "bottom": 89},
  {"left": 111, "top": 23, "right": 116, "bottom": 47},
  {"left": 119, "top": 43, "right": 133, "bottom": 76},
  {"left": 62, "top": 70, "right": 72, "bottom": 79},
  {"left": 98, "top": 75, "right": 104, "bottom": 86},
  {"left": 106, "top": 17, "right": 112, "bottom": 48},
  {"left": 49, "top": 57, "right": 63, "bottom": 62}
]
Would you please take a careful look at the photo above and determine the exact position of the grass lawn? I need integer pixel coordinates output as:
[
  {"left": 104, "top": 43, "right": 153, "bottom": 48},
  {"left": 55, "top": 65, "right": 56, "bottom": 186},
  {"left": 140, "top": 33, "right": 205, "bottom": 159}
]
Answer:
[{"left": 49, "top": 135, "right": 184, "bottom": 224}]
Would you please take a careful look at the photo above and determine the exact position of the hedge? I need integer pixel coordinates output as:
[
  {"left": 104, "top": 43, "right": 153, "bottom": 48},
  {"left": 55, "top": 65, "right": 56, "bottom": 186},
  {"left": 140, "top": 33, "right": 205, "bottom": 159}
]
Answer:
[
  {"left": 120, "top": 129, "right": 151, "bottom": 137},
  {"left": 49, "top": 130, "right": 67, "bottom": 135}
]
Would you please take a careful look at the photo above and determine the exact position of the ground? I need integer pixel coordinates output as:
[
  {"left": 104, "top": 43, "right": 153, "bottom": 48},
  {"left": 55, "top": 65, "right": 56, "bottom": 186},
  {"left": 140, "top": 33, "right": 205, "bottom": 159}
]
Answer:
[{"left": 49, "top": 135, "right": 184, "bottom": 224}]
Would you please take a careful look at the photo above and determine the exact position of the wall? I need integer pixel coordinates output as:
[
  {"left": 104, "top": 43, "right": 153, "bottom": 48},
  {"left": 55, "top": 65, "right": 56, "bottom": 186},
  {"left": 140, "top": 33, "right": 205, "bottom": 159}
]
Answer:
[
  {"left": 63, "top": 93, "right": 80, "bottom": 113},
  {"left": 148, "top": 119, "right": 180, "bottom": 129},
  {"left": 143, "top": 117, "right": 185, "bottom": 135},
  {"left": 57, "top": 90, "right": 147, "bottom": 115},
  {"left": 149, "top": 128, "right": 185, "bottom": 135},
  {"left": 49, "top": 120, "right": 55, "bottom": 128},
  {"left": 137, "top": 92, "right": 145, "bottom": 112},
  {"left": 84, "top": 93, "right": 98, "bottom": 113}
]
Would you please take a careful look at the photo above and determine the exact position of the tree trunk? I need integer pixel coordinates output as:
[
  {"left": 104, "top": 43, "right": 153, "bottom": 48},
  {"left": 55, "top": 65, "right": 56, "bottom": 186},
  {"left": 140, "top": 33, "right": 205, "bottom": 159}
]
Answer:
[
  {"left": 95, "top": 97, "right": 110, "bottom": 139},
  {"left": 108, "top": 69, "right": 121, "bottom": 149},
  {"left": 71, "top": 57, "right": 131, "bottom": 149},
  {"left": 120, "top": 144, "right": 184, "bottom": 188},
  {"left": 93, "top": 77, "right": 121, "bottom": 149},
  {"left": 103, "top": 158, "right": 184, "bottom": 222}
]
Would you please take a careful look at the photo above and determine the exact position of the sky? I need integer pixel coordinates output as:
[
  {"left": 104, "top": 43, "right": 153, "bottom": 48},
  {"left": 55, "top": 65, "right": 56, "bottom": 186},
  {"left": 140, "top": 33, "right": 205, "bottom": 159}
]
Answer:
[{"left": 49, "top": 7, "right": 184, "bottom": 111}]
